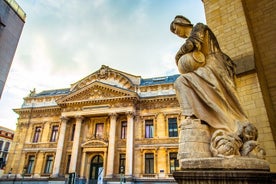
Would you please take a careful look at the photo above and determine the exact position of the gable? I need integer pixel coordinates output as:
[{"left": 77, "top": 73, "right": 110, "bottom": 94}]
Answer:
[
  {"left": 70, "top": 65, "right": 140, "bottom": 92},
  {"left": 57, "top": 81, "right": 138, "bottom": 104}
]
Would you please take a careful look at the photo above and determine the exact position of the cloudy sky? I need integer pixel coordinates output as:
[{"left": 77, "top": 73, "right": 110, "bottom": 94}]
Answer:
[{"left": 0, "top": 0, "right": 206, "bottom": 130}]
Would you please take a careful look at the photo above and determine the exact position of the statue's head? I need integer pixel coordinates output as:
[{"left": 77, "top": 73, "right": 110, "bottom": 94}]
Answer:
[{"left": 170, "top": 15, "right": 193, "bottom": 38}]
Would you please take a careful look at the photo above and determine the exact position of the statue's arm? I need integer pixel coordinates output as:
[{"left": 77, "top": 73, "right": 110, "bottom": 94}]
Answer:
[
  {"left": 175, "top": 39, "right": 194, "bottom": 65},
  {"left": 175, "top": 23, "right": 206, "bottom": 65}
]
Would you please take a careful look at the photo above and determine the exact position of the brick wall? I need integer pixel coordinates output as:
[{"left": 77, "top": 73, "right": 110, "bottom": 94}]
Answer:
[{"left": 202, "top": 0, "right": 276, "bottom": 171}]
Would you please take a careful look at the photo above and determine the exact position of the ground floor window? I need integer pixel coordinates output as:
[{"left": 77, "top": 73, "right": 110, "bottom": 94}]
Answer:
[
  {"left": 169, "top": 152, "right": 179, "bottom": 173},
  {"left": 26, "top": 155, "right": 35, "bottom": 174},
  {"left": 145, "top": 153, "right": 154, "bottom": 174},
  {"left": 44, "top": 155, "right": 54, "bottom": 174}
]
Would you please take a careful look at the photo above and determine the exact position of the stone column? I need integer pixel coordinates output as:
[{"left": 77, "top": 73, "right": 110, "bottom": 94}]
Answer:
[
  {"left": 69, "top": 116, "right": 83, "bottom": 173},
  {"left": 125, "top": 111, "right": 134, "bottom": 177},
  {"left": 52, "top": 116, "right": 68, "bottom": 177},
  {"left": 106, "top": 113, "right": 117, "bottom": 178},
  {"left": 80, "top": 151, "right": 86, "bottom": 178}
]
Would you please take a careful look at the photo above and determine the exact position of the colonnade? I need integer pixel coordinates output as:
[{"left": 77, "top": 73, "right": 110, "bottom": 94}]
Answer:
[{"left": 51, "top": 111, "right": 135, "bottom": 179}]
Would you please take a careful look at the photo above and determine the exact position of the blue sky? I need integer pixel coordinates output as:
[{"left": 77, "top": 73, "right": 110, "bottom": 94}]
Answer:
[{"left": 0, "top": 0, "right": 206, "bottom": 130}]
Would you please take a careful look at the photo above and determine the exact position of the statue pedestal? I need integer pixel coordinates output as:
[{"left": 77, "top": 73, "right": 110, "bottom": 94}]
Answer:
[
  {"left": 175, "top": 119, "right": 276, "bottom": 183},
  {"left": 174, "top": 157, "right": 276, "bottom": 183},
  {"left": 178, "top": 119, "right": 211, "bottom": 159}
]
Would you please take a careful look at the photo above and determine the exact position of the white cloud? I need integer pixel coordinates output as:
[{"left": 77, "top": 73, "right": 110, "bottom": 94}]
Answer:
[{"left": 0, "top": 0, "right": 206, "bottom": 130}]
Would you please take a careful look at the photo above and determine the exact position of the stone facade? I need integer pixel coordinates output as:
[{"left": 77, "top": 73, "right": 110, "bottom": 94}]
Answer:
[
  {"left": 203, "top": 0, "right": 276, "bottom": 171},
  {"left": 5, "top": 65, "right": 180, "bottom": 183}
]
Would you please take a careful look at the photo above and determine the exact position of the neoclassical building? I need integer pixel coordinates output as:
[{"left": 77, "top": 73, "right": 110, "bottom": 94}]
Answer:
[{"left": 6, "top": 65, "right": 181, "bottom": 183}]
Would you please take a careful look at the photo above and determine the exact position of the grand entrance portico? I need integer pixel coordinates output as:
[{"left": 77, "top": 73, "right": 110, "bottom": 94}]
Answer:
[{"left": 51, "top": 66, "right": 138, "bottom": 180}]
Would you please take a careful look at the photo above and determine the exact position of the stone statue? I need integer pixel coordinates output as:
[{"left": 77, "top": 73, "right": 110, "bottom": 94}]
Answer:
[{"left": 170, "top": 15, "right": 265, "bottom": 159}]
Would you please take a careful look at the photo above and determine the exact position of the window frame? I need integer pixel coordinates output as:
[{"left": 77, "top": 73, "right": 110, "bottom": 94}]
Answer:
[
  {"left": 145, "top": 153, "right": 154, "bottom": 174},
  {"left": 44, "top": 155, "right": 54, "bottom": 174},
  {"left": 95, "top": 123, "right": 104, "bottom": 138},
  {"left": 26, "top": 155, "right": 35, "bottom": 174},
  {"left": 119, "top": 153, "right": 126, "bottom": 174},
  {"left": 168, "top": 117, "right": 178, "bottom": 137},
  {"left": 50, "top": 125, "right": 59, "bottom": 142},
  {"left": 121, "top": 121, "right": 127, "bottom": 139},
  {"left": 33, "top": 126, "right": 42, "bottom": 143},
  {"left": 169, "top": 152, "right": 179, "bottom": 173},
  {"left": 145, "top": 119, "right": 154, "bottom": 138}
]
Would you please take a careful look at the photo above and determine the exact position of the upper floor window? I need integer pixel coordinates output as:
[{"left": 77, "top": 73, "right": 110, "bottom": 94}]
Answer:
[
  {"left": 145, "top": 153, "right": 154, "bottom": 174},
  {"left": 169, "top": 152, "right": 179, "bottom": 173},
  {"left": 33, "top": 127, "right": 42, "bottom": 143},
  {"left": 3, "top": 142, "right": 10, "bottom": 152},
  {"left": 121, "top": 121, "right": 127, "bottom": 139},
  {"left": 50, "top": 125, "right": 59, "bottom": 142},
  {"left": 0, "top": 141, "right": 3, "bottom": 151},
  {"left": 44, "top": 155, "right": 54, "bottom": 174},
  {"left": 145, "top": 120, "right": 154, "bottom": 138},
  {"left": 168, "top": 118, "right": 178, "bottom": 137},
  {"left": 26, "top": 155, "right": 35, "bottom": 174},
  {"left": 71, "top": 124, "right": 76, "bottom": 141},
  {"left": 95, "top": 123, "right": 104, "bottom": 137}
]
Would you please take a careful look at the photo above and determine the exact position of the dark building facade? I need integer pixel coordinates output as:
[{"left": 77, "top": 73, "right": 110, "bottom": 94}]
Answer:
[{"left": 0, "top": 0, "right": 25, "bottom": 98}]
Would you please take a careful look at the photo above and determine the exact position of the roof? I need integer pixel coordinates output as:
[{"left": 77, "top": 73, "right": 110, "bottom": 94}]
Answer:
[
  {"left": 34, "top": 88, "right": 70, "bottom": 97},
  {"left": 140, "top": 74, "right": 180, "bottom": 86},
  {"left": 33, "top": 74, "right": 180, "bottom": 98}
]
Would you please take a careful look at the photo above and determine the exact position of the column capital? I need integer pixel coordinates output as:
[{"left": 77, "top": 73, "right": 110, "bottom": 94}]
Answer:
[
  {"left": 108, "top": 113, "right": 117, "bottom": 118},
  {"left": 60, "top": 116, "right": 69, "bottom": 122},
  {"left": 75, "top": 115, "right": 84, "bottom": 121},
  {"left": 126, "top": 111, "right": 135, "bottom": 118}
]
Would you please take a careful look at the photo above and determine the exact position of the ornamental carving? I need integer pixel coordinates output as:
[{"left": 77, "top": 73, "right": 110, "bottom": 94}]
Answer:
[
  {"left": 82, "top": 140, "right": 108, "bottom": 148},
  {"left": 59, "top": 83, "right": 136, "bottom": 104},
  {"left": 70, "top": 65, "right": 135, "bottom": 92}
]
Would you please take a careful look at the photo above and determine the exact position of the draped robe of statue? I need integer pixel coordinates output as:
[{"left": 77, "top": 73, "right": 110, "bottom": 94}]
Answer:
[{"left": 174, "top": 23, "right": 248, "bottom": 133}]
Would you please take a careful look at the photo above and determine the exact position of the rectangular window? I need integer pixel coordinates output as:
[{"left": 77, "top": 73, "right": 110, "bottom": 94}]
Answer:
[
  {"left": 71, "top": 124, "right": 75, "bottom": 141},
  {"left": 145, "top": 120, "right": 154, "bottom": 138},
  {"left": 33, "top": 127, "right": 42, "bottom": 143},
  {"left": 168, "top": 118, "right": 178, "bottom": 137},
  {"left": 169, "top": 152, "right": 179, "bottom": 173},
  {"left": 145, "top": 153, "right": 154, "bottom": 174},
  {"left": 44, "top": 155, "right": 54, "bottom": 174},
  {"left": 121, "top": 121, "right": 127, "bottom": 139},
  {"left": 119, "top": 154, "right": 125, "bottom": 174},
  {"left": 50, "top": 125, "right": 59, "bottom": 142},
  {"left": 0, "top": 141, "right": 3, "bottom": 151},
  {"left": 95, "top": 123, "right": 104, "bottom": 137},
  {"left": 3, "top": 142, "right": 10, "bottom": 151},
  {"left": 66, "top": 155, "right": 71, "bottom": 174},
  {"left": 26, "top": 156, "right": 35, "bottom": 174}
]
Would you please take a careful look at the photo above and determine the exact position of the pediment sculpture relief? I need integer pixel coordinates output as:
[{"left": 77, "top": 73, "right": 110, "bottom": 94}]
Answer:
[{"left": 61, "top": 83, "right": 132, "bottom": 103}]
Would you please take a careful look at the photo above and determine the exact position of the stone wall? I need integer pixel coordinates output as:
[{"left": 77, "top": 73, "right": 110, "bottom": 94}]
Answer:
[{"left": 202, "top": 0, "right": 276, "bottom": 171}]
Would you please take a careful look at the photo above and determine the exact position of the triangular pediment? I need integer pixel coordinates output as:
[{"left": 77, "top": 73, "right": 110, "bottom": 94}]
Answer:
[
  {"left": 57, "top": 81, "right": 138, "bottom": 104},
  {"left": 70, "top": 65, "right": 141, "bottom": 92}
]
